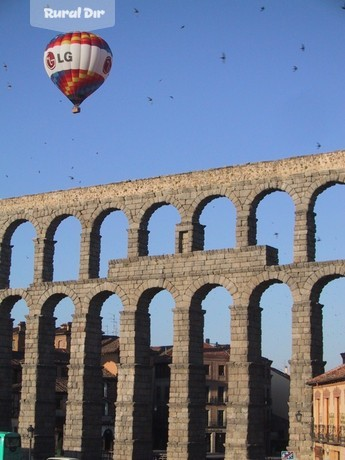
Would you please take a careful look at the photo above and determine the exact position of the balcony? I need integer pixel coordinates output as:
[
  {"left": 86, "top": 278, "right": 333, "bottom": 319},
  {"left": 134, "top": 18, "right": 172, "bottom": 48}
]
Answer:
[
  {"left": 207, "top": 422, "right": 226, "bottom": 429},
  {"left": 207, "top": 397, "right": 227, "bottom": 405},
  {"left": 313, "top": 424, "right": 345, "bottom": 445}
]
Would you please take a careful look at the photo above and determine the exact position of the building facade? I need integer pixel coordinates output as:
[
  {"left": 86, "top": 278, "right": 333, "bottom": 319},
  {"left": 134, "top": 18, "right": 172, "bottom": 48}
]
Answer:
[
  {"left": 11, "top": 324, "right": 118, "bottom": 457},
  {"left": 308, "top": 356, "right": 345, "bottom": 460},
  {"left": 12, "top": 325, "right": 289, "bottom": 458},
  {"left": 204, "top": 342, "right": 229, "bottom": 456},
  {"left": 151, "top": 341, "right": 289, "bottom": 457}
]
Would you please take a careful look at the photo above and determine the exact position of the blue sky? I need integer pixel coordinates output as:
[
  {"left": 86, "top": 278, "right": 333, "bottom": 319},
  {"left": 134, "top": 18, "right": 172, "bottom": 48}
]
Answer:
[{"left": 1, "top": 0, "right": 345, "bottom": 371}]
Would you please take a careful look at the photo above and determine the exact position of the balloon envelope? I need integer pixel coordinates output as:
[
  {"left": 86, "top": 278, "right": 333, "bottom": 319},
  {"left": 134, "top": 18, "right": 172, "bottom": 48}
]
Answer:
[{"left": 43, "top": 31, "right": 113, "bottom": 112}]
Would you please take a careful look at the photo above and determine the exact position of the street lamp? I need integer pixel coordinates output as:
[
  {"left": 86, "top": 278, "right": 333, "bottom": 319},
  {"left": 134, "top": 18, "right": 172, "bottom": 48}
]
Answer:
[
  {"left": 295, "top": 410, "right": 302, "bottom": 423},
  {"left": 27, "top": 425, "right": 34, "bottom": 460}
]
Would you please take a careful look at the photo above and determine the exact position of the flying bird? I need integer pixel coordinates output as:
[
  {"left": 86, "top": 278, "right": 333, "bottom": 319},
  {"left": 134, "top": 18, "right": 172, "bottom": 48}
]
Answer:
[
  {"left": 260, "top": 6, "right": 265, "bottom": 11},
  {"left": 220, "top": 52, "right": 226, "bottom": 62},
  {"left": 316, "top": 142, "right": 321, "bottom": 149},
  {"left": 300, "top": 44, "right": 305, "bottom": 51},
  {"left": 292, "top": 66, "right": 298, "bottom": 72},
  {"left": 180, "top": 25, "right": 185, "bottom": 29},
  {"left": 134, "top": 8, "right": 139, "bottom": 14},
  {"left": 147, "top": 97, "right": 153, "bottom": 103},
  {"left": 3, "top": 63, "right": 7, "bottom": 71}
]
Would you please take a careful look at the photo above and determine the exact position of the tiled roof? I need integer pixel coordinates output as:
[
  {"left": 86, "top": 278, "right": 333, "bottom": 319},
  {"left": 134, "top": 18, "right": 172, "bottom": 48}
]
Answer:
[
  {"left": 308, "top": 364, "right": 345, "bottom": 385},
  {"left": 203, "top": 343, "right": 230, "bottom": 350},
  {"left": 56, "top": 377, "right": 68, "bottom": 393},
  {"left": 14, "top": 377, "right": 69, "bottom": 393},
  {"left": 102, "top": 367, "right": 117, "bottom": 378},
  {"left": 203, "top": 343, "right": 230, "bottom": 359},
  {"left": 11, "top": 358, "right": 23, "bottom": 367},
  {"left": 101, "top": 336, "right": 120, "bottom": 355},
  {"left": 151, "top": 346, "right": 173, "bottom": 355}
]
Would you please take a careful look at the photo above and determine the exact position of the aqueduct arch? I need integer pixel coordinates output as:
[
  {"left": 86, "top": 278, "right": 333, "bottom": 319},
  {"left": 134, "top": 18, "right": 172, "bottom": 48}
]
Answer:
[{"left": 1, "top": 150, "right": 345, "bottom": 459}]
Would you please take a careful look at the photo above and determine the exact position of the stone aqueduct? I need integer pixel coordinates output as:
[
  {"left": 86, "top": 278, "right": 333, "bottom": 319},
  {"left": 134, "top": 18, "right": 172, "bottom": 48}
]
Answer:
[{"left": 0, "top": 150, "right": 344, "bottom": 460}]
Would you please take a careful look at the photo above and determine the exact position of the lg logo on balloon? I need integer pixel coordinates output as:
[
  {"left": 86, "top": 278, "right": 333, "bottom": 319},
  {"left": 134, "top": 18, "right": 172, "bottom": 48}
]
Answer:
[
  {"left": 103, "top": 56, "right": 112, "bottom": 75},
  {"left": 57, "top": 51, "right": 73, "bottom": 63},
  {"left": 46, "top": 51, "right": 73, "bottom": 70},
  {"left": 46, "top": 51, "right": 56, "bottom": 70}
]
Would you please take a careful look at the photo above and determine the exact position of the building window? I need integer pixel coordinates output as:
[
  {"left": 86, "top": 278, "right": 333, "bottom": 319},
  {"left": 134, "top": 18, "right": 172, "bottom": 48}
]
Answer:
[
  {"left": 206, "top": 433, "right": 211, "bottom": 453},
  {"left": 218, "top": 386, "right": 225, "bottom": 403},
  {"left": 104, "top": 382, "right": 108, "bottom": 398},
  {"left": 215, "top": 433, "right": 225, "bottom": 453},
  {"left": 324, "top": 396, "right": 329, "bottom": 432},
  {"left": 217, "top": 410, "right": 224, "bottom": 427},
  {"left": 205, "top": 364, "right": 210, "bottom": 376},
  {"left": 206, "top": 409, "right": 210, "bottom": 427},
  {"left": 316, "top": 397, "right": 320, "bottom": 426},
  {"left": 206, "top": 386, "right": 210, "bottom": 403},
  {"left": 218, "top": 365, "right": 225, "bottom": 376},
  {"left": 103, "top": 429, "right": 113, "bottom": 452},
  {"left": 335, "top": 396, "right": 340, "bottom": 436},
  {"left": 104, "top": 401, "right": 109, "bottom": 416}
]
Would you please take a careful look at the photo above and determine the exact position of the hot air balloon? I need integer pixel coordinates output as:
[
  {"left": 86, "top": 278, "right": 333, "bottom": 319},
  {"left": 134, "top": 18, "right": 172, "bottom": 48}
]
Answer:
[{"left": 43, "top": 31, "right": 113, "bottom": 113}]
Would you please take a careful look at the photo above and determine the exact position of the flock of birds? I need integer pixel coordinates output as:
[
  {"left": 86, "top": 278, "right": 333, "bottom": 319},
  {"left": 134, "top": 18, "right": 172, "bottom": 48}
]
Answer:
[
  {"left": 1, "top": 60, "right": 98, "bottom": 185},
  {"left": 133, "top": 5, "right": 323, "bottom": 151},
  {"left": 4, "top": 2, "right": 345, "bottom": 184},
  {"left": 2, "top": 62, "right": 12, "bottom": 89}
]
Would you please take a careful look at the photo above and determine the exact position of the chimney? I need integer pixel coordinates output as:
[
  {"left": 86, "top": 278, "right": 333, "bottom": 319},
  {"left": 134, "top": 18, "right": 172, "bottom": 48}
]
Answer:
[
  {"left": 341, "top": 353, "right": 345, "bottom": 364},
  {"left": 206, "top": 338, "right": 210, "bottom": 344}
]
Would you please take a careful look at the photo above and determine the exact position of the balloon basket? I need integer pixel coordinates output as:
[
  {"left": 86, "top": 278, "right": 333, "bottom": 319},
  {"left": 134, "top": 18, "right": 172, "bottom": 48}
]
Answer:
[{"left": 72, "top": 105, "right": 81, "bottom": 114}]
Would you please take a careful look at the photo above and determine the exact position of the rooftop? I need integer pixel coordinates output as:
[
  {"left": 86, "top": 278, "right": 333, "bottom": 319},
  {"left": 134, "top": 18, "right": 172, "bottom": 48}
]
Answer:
[
  {"left": 101, "top": 336, "right": 120, "bottom": 355},
  {"left": 308, "top": 364, "right": 345, "bottom": 386}
]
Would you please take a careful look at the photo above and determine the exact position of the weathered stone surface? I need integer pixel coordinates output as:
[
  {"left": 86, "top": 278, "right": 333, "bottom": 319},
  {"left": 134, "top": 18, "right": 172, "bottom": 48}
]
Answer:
[{"left": 0, "top": 150, "right": 344, "bottom": 459}]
